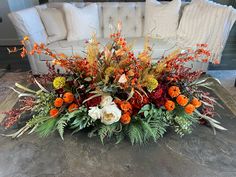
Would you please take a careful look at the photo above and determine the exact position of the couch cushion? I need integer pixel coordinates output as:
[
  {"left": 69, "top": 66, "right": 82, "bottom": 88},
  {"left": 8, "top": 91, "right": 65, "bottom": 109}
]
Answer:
[
  {"left": 144, "top": 0, "right": 181, "bottom": 39},
  {"left": 63, "top": 3, "right": 101, "bottom": 41},
  {"left": 40, "top": 37, "right": 176, "bottom": 61},
  {"left": 8, "top": 7, "right": 48, "bottom": 44},
  {"left": 38, "top": 8, "right": 67, "bottom": 43}
]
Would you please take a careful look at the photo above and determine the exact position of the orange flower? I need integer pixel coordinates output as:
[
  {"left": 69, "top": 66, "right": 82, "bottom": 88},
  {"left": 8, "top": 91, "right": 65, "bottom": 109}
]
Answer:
[
  {"left": 176, "top": 95, "right": 189, "bottom": 107},
  {"left": 54, "top": 98, "right": 64, "bottom": 108},
  {"left": 185, "top": 104, "right": 195, "bottom": 114},
  {"left": 191, "top": 97, "right": 202, "bottom": 108},
  {"left": 120, "top": 101, "right": 132, "bottom": 112},
  {"left": 168, "top": 86, "right": 181, "bottom": 98},
  {"left": 63, "top": 92, "right": 74, "bottom": 104},
  {"left": 50, "top": 108, "right": 59, "bottom": 118},
  {"left": 68, "top": 103, "right": 79, "bottom": 113},
  {"left": 165, "top": 100, "right": 175, "bottom": 111},
  {"left": 120, "top": 112, "right": 131, "bottom": 124}
]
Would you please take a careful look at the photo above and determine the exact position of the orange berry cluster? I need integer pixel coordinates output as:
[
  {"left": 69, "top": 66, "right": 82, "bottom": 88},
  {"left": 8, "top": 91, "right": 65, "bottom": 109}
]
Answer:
[
  {"left": 165, "top": 86, "right": 202, "bottom": 115},
  {"left": 49, "top": 92, "right": 79, "bottom": 118}
]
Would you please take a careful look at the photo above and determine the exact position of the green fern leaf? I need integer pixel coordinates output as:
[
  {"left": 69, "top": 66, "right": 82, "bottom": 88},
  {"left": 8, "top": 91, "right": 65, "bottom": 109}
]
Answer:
[
  {"left": 56, "top": 111, "right": 80, "bottom": 140},
  {"left": 98, "top": 123, "right": 119, "bottom": 144},
  {"left": 127, "top": 123, "right": 143, "bottom": 145}
]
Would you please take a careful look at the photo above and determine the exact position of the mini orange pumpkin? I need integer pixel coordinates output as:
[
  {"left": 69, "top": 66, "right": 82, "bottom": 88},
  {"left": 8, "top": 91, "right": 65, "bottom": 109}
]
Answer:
[
  {"left": 68, "top": 103, "right": 79, "bottom": 113},
  {"left": 185, "top": 104, "right": 195, "bottom": 114},
  {"left": 191, "top": 97, "right": 202, "bottom": 108},
  {"left": 165, "top": 100, "right": 175, "bottom": 111},
  {"left": 50, "top": 108, "right": 59, "bottom": 118},
  {"left": 120, "top": 112, "right": 131, "bottom": 124},
  {"left": 176, "top": 95, "right": 189, "bottom": 107},
  {"left": 168, "top": 86, "right": 181, "bottom": 98},
  {"left": 54, "top": 98, "right": 64, "bottom": 108},
  {"left": 120, "top": 101, "right": 132, "bottom": 113},
  {"left": 63, "top": 92, "right": 74, "bottom": 104}
]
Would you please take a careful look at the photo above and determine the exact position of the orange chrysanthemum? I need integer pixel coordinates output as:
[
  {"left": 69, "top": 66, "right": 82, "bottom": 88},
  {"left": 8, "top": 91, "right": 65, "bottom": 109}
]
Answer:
[
  {"left": 191, "top": 97, "right": 202, "bottom": 108},
  {"left": 120, "top": 112, "right": 131, "bottom": 124},
  {"left": 185, "top": 104, "right": 195, "bottom": 114},
  {"left": 120, "top": 101, "right": 132, "bottom": 112},
  {"left": 165, "top": 100, "right": 175, "bottom": 111},
  {"left": 54, "top": 98, "right": 64, "bottom": 108},
  {"left": 68, "top": 103, "right": 79, "bottom": 113},
  {"left": 63, "top": 92, "right": 74, "bottom": 104},
  {"left": 168, "top": 86, "right": 181, "bottom": 98},
  {"left": 176, "top": 95, "right": 189, "bottom": 107},
  {"left": 50, "top": 108, "right": 59, "bottom": 118}
]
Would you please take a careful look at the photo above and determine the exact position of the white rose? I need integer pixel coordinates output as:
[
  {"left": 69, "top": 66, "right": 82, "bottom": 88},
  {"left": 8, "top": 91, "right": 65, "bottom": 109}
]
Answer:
[
  {"left": 101, "top": 104, "right": 121, "bottom": 125},
  {"left": 100, "top": 95, "right": 113, "bottom": 107},
  {"left": 88, "top": 106, "right": 101, "bottom": 120}
]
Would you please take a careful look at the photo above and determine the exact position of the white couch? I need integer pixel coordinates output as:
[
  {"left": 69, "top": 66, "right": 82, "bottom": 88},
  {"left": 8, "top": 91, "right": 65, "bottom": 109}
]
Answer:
[{"left": 8, "top": 2, "right": 210, "bottom": 74}]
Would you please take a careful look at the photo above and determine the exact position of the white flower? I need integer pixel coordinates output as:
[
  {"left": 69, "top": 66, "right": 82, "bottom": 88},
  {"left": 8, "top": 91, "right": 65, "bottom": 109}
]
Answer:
[
  {"left": 100, "top": 95, "right": 113, "bottom": 107},
  {"left": 88, "top": 106, "right": 101, "bottom": 120},
  {"left": 101, "top": 104, "right": 121, "bottom": 125},
  {"left": 118, "top": 74, "right": 127, "bottom": 84}
]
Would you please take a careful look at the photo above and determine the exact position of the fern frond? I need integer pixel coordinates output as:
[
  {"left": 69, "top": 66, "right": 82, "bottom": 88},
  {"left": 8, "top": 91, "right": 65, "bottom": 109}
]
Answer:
[
  {"left": 56, "top": 113, "right": 76, "bottom": 140},
  {"left": 98, "top": 123, "right": 120, "bottom": 144},
  {"left": 140, "top": 120, "right": 156, "bottom": 142},
  {"left": 115, "top": 132, "right": 125, "bottom": 144},
  {"left": 127, "top": 123, "right": 143, "bottom": 145}
]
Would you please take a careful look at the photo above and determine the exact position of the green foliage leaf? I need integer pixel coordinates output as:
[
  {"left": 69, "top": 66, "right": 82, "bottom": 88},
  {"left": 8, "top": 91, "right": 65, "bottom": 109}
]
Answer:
[
  {"left": 56, "top": 110, "right": 82, "bottom": 140},
  {"left": 33, "top": 92, "right": 55, "bottom": 116},
  {"left": 98, "top": 123, "right": 121, "bottom": 144},
  {"left": 35, "top": 118, "right": 57, "bottom": 138},
  {"left": 69, "top": 106, "right": 96, "bottom": 134},
  {"left": 127, "top": 123, "right": 144, "bottom": 145},
  {"left": 124, "top": 104, "right": 169, "bottom": 144}
]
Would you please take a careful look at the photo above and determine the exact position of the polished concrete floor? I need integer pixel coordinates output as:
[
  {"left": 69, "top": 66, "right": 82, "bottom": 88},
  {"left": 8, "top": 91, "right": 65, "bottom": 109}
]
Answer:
[
  {"left": 208, "top": 70, "right": 236, "bottom": 100},
  {"left": 0, "top": 74, "right": 236, "bottom": 177}
]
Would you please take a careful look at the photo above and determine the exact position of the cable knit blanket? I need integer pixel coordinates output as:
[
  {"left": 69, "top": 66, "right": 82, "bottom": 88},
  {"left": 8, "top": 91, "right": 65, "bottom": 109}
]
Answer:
[{"left": 177, "top": 0, "right": 236, "bottom": 63}]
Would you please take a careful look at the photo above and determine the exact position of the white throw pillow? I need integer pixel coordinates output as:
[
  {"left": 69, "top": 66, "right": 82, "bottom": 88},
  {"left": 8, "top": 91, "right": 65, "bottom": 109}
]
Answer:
[
  {"left": 8, "top": 7, "right": 48, "bottom": 44},
  {"left": 144, "top": 0, "right": 181, "bottom": 40},
  {"left": 39, "top": 8, "right": 67, "bottom": 43},
  {"left": 177, "top": 0, "right": 236, "bottom": 62},
  {"left": 63, "top": 3, "right": 101, "bottom": 41}
]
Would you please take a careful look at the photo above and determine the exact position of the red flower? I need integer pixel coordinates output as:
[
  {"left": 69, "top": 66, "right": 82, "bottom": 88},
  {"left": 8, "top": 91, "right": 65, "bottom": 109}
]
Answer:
[
  {"left": 148, "top": 85, "right": 166, "bottom": 107},
  {"left": 129, "top": 92, "right": 149, "bottom": 110},
  {"left": 85, "top": 94, "right": 101, "bottom": 107}
]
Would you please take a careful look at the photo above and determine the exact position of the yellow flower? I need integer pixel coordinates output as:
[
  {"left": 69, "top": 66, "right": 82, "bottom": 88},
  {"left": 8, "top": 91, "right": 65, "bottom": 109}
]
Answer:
[
  {"left": 53, "top": 77, "right": 66, "bottom": 89},
  {"left": 23, "top": 36, "right": 29, "bottom": 41},
  {"left": 145, "top": 75, "right": 158, "bottom": 92}
]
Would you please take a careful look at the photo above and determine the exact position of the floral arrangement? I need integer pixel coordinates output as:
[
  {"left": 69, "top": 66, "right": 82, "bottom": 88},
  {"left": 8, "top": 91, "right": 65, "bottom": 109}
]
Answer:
[{"left": 2, "top": 23, "right": 226, "bottom": 144}]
